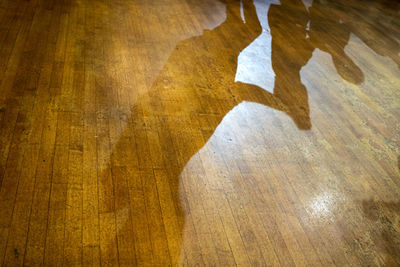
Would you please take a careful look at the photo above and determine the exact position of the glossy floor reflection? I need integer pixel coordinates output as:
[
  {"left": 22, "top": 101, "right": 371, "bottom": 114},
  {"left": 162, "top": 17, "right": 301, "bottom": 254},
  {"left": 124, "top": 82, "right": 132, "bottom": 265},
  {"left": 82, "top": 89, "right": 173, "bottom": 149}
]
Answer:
[{"left": 0, "top": 0, "right": 399, "bottom": 265}]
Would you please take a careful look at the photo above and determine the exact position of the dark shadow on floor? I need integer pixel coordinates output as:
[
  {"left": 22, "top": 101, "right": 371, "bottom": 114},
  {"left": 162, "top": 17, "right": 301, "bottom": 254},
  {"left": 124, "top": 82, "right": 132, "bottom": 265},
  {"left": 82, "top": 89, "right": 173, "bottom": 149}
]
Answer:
[
  {"left": 101, "top": 0, "right": 400, "bottom": 264},
  {"left": 361, "top": 199, "right": 400, "bottom": 266}
]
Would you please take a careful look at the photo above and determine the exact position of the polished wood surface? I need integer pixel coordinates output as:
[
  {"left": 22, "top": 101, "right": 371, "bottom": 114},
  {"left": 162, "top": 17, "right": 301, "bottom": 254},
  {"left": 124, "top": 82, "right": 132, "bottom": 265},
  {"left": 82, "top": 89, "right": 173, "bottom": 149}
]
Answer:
[{"left": 0, "top": 0, "right": 399, "bottom": 265}]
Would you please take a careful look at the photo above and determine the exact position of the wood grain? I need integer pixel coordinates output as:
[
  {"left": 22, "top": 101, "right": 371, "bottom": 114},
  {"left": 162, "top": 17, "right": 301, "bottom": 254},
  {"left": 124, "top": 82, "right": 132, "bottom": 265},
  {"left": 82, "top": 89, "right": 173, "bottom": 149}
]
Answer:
[{"left": 0, "top": 0, "right": 399, "bottom": 265}]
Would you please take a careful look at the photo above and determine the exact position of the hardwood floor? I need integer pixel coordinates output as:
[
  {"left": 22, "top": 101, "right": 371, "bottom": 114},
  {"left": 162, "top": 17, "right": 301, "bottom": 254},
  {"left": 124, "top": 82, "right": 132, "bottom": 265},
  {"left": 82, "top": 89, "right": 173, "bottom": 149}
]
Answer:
[{"left": 0, "top": 0, "right": 399, "bottom": 265}]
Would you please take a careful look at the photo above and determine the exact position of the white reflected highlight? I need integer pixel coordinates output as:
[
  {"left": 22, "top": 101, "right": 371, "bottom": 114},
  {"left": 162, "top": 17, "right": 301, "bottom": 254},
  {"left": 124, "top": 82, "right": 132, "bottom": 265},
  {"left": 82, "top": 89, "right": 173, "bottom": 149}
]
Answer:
[
  {"left": 308, "top": 192, "right": 336, "bottom": 219},
  {"left": 235, "top": 0, "right": 276, "bottom": 93}
]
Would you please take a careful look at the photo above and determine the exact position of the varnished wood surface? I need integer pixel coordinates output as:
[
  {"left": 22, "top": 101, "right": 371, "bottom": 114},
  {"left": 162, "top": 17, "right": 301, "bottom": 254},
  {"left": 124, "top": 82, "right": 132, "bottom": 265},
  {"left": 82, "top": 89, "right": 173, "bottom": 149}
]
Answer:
[{"left": 0, "top": 0, "right": 399, "bottom": 265}]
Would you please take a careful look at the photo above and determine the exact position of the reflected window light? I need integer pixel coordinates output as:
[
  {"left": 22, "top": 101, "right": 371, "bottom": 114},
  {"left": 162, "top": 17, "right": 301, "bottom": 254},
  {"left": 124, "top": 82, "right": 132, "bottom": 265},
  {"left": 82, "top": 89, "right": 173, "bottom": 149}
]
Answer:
[{"left": 235, "top": 0, "right": 275, "bottom": 93}]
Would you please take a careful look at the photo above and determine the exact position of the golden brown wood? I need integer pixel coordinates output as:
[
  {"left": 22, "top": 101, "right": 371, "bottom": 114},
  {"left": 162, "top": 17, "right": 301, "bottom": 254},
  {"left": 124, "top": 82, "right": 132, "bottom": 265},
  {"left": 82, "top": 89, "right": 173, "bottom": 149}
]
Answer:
[{"left": 0, "top": 0, "right": 399, "bottom": 265}]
